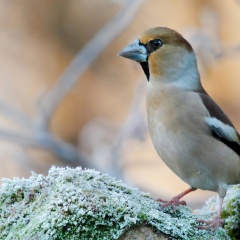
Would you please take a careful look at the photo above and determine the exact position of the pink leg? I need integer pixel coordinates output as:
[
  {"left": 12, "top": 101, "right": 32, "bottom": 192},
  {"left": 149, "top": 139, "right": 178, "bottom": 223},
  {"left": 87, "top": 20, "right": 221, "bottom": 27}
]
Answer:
[
  {"left": 156, "top": 187, "right": 197, "bottom": 213},
  {"left": 197, "top": 197, "right": 224, "bottom": 232}
]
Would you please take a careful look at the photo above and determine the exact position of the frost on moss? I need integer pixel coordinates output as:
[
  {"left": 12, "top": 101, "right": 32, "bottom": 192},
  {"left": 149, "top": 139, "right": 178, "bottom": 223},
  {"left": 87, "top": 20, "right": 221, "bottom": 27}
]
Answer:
[
  {"left": 198, "top": 185, "right": 240, "bottom": 240},
  {"left": 0, "top": 167, "right": 230, "bottom": 240}
]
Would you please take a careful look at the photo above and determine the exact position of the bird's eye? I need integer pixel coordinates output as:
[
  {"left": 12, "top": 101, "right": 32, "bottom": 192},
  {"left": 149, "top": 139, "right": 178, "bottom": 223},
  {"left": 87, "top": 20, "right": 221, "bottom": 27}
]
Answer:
[{"left": 149, "top": 39, "right": 163, "bottom": 49}]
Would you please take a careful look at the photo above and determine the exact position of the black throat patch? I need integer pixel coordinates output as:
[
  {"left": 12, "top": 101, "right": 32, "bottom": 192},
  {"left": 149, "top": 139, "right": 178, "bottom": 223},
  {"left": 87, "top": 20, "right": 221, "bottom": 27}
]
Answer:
[{"left": 140, "top": 61, "right": 150, "bottom": 81}]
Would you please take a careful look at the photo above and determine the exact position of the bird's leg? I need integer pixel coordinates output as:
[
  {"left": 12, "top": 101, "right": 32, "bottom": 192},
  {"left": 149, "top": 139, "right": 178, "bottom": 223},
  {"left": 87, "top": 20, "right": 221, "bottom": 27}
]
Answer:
[
  {"left": 196, "top": 196, "right": 224, "bottom": 232},
  {"left": 157, "top": 187, "right": 197, "bottom": 213}
]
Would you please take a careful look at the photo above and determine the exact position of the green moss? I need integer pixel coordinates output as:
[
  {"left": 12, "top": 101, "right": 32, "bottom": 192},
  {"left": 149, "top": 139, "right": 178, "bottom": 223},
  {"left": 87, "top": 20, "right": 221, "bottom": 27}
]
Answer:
[
  {"left": 221, "top": 185, "right": 240, "bottom": 240},
  {"left": 0, "top": 167, "right": 230, "bottom": 239}
]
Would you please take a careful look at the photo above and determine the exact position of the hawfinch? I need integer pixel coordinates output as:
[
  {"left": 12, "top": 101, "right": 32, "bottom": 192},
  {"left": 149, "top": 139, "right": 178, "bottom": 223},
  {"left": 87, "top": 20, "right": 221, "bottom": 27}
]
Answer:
[{"left": 118, "top": 27, "right": 240, "bottom": 231}]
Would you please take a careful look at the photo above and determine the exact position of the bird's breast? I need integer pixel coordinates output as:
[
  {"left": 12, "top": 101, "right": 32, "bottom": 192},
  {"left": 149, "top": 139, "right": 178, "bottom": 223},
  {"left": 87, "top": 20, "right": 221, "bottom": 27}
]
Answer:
[{"left": 146, "top": 84, "right": 215, "bottom": 188}]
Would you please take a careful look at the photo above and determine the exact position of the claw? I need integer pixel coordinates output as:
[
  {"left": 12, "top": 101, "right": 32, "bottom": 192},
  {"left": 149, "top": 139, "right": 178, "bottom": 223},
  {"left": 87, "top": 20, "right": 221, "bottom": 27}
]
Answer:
[
  {"left": 157, "top": 197, "right": 186, "bottom": 213},
  {"left": 196, "top": 196, "right": 224, "bottom": 232},
  {"left": 156, "top": 187, "right": 196, "bottom": 213},
  {"left": 196, "top": 216, "right": 224, "bottom": 232}
]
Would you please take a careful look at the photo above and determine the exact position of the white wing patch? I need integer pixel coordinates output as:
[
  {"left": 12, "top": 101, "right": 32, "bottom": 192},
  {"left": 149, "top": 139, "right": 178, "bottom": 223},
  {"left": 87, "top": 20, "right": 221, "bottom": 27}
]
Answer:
[{"left": 205, "top": 117, "right": 239, "bottom": 142}]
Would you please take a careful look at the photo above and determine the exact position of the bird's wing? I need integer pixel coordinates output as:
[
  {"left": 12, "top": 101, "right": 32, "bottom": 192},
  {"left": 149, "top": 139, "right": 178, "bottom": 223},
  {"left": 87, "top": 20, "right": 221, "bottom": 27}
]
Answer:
[{"left": 198, "top": 90, "right": 240, "bottom": 156}]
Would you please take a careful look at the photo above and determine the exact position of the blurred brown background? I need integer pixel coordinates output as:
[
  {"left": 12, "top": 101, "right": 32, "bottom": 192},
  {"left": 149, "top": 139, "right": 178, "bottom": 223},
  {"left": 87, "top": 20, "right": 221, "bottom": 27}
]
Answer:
[{"left": 0, "top": 0, "right": 240, "bottom": 208}]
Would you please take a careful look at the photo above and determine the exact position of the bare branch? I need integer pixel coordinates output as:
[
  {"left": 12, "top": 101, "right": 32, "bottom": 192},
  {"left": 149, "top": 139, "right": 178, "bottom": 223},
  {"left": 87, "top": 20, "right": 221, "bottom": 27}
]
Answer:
[
  {"left": 217, "top": 44, "right": 240, "bottom": 59},
  {"left": 108, "top": 80, "right": 147, "bottom": 179},
  {"left": 185, "top": 7, "right": 240, "bottom": 71},
  {"left": 0, "top": 100, "right": 33, "bottom": 128},
  {"left": 0, "top": 128, "right": 93, "bottom": 168},
  {"left": 36, "top": 0, "right": 145, "bottom": 131}
]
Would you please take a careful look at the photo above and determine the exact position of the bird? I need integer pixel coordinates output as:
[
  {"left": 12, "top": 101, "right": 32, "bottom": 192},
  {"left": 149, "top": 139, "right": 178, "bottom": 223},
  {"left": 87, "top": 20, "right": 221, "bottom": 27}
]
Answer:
[{"left": 118, "top": 27, "right": 240, "bottom": 231}]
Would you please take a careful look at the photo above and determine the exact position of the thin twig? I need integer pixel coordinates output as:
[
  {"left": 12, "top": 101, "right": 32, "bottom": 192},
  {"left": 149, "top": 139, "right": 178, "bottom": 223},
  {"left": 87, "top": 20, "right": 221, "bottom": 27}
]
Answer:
[
  {"left": 0, "top": 127, "right": 94, "bottom": 167},
  {"left": 36, "top": 0, "right": 145, "bottom": 131},
  {"left": 0, "top": 100, "right": 33, "bottom": 128},
  {"left": 108, "top": 80, "right": 147, "bottom": 179},
  {"left": 217, "top": 44, "right": 240, "bottom": 58}
]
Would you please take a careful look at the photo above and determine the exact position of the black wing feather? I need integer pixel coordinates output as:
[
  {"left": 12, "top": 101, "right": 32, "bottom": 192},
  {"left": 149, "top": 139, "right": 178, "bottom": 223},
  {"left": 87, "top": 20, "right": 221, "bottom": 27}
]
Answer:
[
  {"left": 210, "top": 125, "right": 240, "bottom": 156},
  {"left": 195, "top": 86, "right": 240, "bottom": 156}
]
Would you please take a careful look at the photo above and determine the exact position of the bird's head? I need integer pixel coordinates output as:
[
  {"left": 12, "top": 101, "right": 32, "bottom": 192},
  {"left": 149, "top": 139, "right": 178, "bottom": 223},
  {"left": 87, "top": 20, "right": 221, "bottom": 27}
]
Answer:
[{"left": 119, "top": 27, "right": 200, "bottom": 90}]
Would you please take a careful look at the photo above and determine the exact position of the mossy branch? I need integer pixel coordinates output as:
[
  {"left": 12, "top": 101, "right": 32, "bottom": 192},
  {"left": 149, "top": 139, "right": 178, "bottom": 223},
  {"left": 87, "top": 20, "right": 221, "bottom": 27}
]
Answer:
[{"left": 0, "top": 167, "right": 235, "bottom": 239}]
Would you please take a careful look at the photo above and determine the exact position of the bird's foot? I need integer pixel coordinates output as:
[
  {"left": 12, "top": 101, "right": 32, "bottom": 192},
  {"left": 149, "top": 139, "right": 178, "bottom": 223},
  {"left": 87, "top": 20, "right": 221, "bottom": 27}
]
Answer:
[
  {"left": 196, "top": 216, "right": 224, "bottom": 232},
  {"left": 156, "top": 197, "right": 186, "bottom": 213},
  {"left": 156, "top": 188, "right": 196, "bottom": 213}
]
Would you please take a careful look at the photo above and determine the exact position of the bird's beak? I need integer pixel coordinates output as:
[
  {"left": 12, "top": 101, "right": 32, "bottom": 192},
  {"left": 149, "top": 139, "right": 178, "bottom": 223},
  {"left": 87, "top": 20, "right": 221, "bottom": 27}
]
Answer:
[{"left": 118, "top": 39, "right": 147, "bottom": 62}]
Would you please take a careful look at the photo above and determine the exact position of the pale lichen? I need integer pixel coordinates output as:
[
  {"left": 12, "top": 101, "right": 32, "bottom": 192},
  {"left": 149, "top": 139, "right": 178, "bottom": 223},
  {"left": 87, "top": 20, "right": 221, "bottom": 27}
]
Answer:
[{"left": 0, "top": 167, "right": 230, "bottom": 239}]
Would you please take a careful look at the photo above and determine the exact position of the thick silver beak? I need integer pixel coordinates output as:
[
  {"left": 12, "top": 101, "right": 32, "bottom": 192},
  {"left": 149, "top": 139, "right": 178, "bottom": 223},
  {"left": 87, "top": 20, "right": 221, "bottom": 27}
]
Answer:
[{"left": 118, "top": 39, "right": 147, "bottom": 62}]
